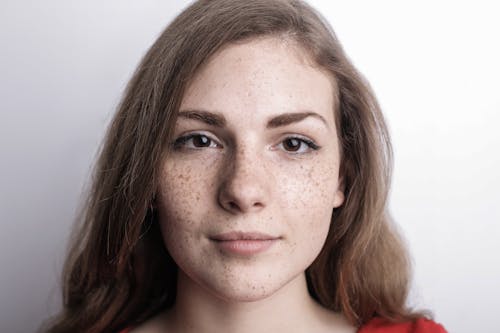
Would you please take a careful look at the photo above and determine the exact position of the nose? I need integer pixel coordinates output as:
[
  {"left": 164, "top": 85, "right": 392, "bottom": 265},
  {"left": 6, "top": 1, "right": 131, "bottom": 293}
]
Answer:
[{"left": 217, "top": 147, "right": 270, "bottom": 214}]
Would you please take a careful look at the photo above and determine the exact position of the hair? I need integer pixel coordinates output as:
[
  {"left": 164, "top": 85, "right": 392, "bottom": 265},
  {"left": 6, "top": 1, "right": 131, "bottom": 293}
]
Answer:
[{"left": 43, "top": 1, "right": 425, "bottom": 332}]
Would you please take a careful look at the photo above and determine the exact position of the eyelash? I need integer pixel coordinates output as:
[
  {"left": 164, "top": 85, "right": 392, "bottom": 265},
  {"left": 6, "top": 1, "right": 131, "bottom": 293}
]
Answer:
[
  {"left": 172, "top": 133, "right": 222, "bottom": 150},
  {"left": 276, "top": 136, "right": 320, "bottom": 154},
  {"left": 172, "top": 133, "right": 320, "bottom": 154}
]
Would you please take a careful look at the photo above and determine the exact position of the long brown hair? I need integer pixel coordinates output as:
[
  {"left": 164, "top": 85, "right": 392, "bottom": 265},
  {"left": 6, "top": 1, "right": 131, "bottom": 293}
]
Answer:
[{"left": 43, "top": 1, "right": 423, "bottom": 332}]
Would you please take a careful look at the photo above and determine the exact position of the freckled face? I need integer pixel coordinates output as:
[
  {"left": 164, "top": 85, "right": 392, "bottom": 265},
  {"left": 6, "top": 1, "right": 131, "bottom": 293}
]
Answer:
[{"left": 156, "top": 38, "right": 344, "bottom": 302}]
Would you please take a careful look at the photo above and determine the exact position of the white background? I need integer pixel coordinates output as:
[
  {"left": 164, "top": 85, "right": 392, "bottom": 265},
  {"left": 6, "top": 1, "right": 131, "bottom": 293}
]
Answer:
[{"left": 1, "top": 1, "right": 499, "bottom": 332}]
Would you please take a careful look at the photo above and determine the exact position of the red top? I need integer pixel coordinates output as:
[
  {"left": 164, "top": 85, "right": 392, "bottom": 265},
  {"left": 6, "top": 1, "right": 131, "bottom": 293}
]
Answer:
[
  {"left": 359, "top": 317, "right": 447, "bottom": 333},
  {"left": 120, "top": 317, "right": 447, "bottom": 333}
]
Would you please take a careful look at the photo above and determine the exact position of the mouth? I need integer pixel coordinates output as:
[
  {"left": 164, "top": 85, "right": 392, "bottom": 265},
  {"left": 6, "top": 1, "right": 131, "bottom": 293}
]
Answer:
[
  {"left": 210, "top": 231, "right": 279, "bottom": 241},
  {"left": 210, "top": 231, "right": 281, "bottom": 256}
]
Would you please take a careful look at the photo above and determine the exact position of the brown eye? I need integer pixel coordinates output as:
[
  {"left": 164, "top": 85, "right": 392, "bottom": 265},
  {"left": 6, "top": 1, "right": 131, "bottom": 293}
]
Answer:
[
  {"left": 173, "top": 133, "right": 221, "bottom": 150},
  {"left": 192, "top": 135, "right": 211, "bottom": 147},
  {"left": 277, "top": 136, "right": 320, "bottom": 154},
  {"left": 282, "top": 138, "right": 301, "bottom": 152}
]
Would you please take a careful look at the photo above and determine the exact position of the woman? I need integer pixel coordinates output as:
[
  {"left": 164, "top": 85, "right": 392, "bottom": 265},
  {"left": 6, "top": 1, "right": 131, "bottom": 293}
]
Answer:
[{"left": 43, "top": 0, "right": 446, "bottom": 332}]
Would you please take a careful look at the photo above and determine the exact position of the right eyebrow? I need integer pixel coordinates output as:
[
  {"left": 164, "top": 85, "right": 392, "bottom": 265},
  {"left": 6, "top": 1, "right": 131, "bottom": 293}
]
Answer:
[{"left": 177, "top": 109, "right": 226, "bottom": 127}]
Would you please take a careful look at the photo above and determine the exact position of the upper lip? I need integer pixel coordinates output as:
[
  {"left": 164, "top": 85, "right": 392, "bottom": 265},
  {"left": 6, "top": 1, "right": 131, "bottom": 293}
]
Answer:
[{"left": 210, "top": 231, "right": 280, "bottom": 241}]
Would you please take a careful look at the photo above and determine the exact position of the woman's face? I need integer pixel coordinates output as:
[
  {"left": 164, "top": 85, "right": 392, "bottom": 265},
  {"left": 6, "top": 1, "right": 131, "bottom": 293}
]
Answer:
[{"left": 157, "top": 37, "right": 344, "bottom": 302}]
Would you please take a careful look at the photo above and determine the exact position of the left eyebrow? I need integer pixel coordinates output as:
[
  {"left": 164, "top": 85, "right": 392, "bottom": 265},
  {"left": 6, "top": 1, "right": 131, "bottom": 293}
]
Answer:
[{"left": 266, "top": 112, "right": 329, "bottom": 129}]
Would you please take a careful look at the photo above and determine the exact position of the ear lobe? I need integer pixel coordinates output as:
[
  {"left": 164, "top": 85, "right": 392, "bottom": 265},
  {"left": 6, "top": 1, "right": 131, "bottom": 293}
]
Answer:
[
  {"left": 333, "top": 177, "right": 345, "bottom": 208},
  {"left": 333, "top": 189, "right": 345, "bottom": 208}
]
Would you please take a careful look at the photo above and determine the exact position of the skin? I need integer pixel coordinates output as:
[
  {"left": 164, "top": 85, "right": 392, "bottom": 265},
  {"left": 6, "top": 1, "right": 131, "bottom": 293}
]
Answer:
[{"left": 131, "top": 37, "right": 355, "bottom": 333}]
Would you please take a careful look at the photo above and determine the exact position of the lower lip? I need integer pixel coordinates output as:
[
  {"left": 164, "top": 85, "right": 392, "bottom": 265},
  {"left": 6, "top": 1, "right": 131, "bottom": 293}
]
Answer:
[{"left": 213, "top": 239, "right": 277, "bottom": 256}]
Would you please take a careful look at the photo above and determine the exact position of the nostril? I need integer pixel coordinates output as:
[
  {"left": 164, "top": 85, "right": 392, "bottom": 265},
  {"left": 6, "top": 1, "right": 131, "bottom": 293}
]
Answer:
[{"left": 217, "top": 173, "right": 268, "bottom": 213}]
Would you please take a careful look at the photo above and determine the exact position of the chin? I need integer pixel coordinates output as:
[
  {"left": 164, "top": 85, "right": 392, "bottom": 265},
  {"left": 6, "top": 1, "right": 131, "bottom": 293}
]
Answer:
[
  {"left": 200, "top": 269, "right": 299, "bottom": 304},
  {"left": 210, "top": 282, "right": 280, "bottom": 303}
]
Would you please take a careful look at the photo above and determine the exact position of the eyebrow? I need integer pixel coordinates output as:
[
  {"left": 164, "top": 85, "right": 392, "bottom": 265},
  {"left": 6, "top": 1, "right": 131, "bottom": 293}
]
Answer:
[
  {"left": 177, "top": 109, "right": 226, "bottom": 127},
  {"left": 266, "top": 112, "right": 328, "bottom": 129},
  {"left": 177, "top": 109, "right": 328, "bottom": 129}
]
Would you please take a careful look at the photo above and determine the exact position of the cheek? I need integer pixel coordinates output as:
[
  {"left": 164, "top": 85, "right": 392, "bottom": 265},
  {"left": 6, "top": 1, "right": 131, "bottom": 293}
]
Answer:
[
  {"left": 278, "top": 158, "right": 340, "bottom": 217},
  {"left": 156, "top": 162, "right": 212, "bottom": 246},
  {"left": 155, "top": 163, "right": 211, "bottom": 272},
  {"left": 157, "top": 158, "right": 218, "bottom": 219},
  {"left": 277, "top": 159, "right": 339, "bottom": 252}
]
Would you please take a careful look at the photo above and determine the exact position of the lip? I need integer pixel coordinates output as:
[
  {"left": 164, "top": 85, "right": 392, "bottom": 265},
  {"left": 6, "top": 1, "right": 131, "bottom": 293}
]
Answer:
[
  {"left": 210, "top": 231, "right": 280, "bottom": 256},
  {"left": 211, "top": 231, "right": 279, "bottom": 241}
]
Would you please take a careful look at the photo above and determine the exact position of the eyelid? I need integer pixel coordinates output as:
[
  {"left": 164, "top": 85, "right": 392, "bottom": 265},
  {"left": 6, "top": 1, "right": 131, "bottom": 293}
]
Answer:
[
  {"left": 172, "top": 131, "right": 223, "bottom": 150},
  {"left": 273, "top": 134, "right": 321, "bottom": 154}
]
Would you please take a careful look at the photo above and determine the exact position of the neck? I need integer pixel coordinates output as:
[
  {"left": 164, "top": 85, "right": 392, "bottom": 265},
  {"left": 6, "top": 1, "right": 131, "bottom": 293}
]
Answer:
[{"left": 165, "top": 271, "right": 331, "bottom": 333}]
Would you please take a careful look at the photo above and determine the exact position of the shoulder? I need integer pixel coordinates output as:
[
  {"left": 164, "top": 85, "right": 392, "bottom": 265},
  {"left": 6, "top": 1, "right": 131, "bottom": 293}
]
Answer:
[{"left": 358, "top": 317, "right": 447, "bottom": 333}]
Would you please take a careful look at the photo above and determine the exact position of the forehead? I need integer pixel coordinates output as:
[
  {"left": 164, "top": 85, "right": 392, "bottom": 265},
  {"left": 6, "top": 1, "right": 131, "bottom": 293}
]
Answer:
[{"left": 180, "top": 37, "right": 337, "bottom": 126}]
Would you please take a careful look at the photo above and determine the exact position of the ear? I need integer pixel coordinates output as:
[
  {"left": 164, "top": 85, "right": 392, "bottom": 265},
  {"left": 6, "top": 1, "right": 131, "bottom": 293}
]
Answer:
[{"left": 332, "top": 177, "right": 345, "bottom": 208}]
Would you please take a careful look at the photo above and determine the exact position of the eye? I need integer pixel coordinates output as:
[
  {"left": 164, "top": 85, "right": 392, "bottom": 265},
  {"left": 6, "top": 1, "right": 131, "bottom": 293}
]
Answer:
[
  {"left": 278, "top": 136, "right": 320, "bottom": 154},
  {"left": 173, "top": 133, "right": 221, "bottom": 150}
]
